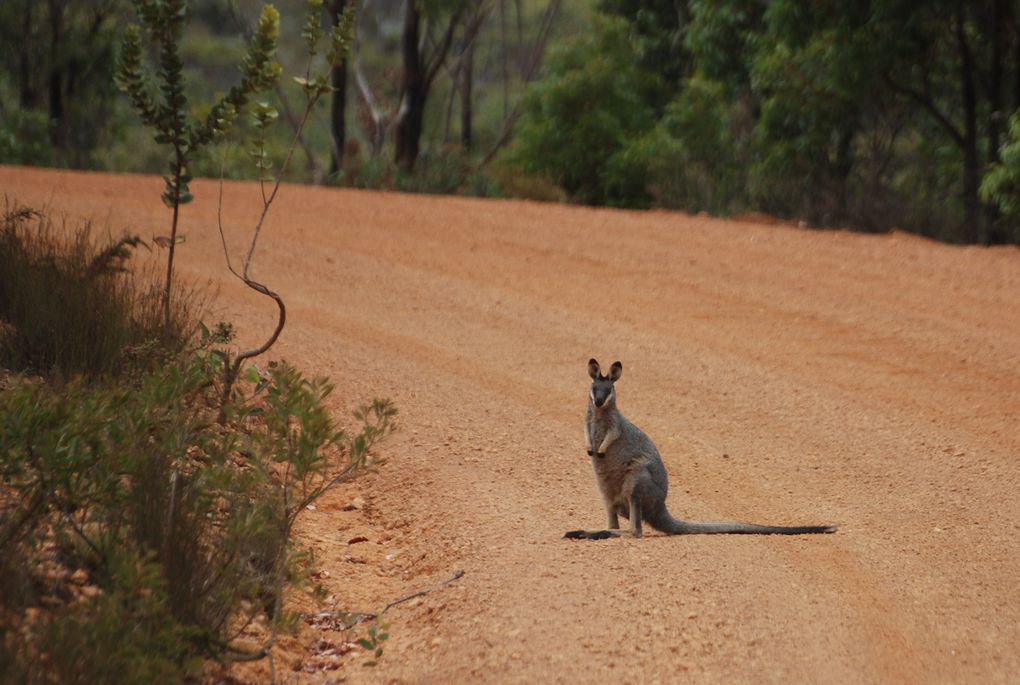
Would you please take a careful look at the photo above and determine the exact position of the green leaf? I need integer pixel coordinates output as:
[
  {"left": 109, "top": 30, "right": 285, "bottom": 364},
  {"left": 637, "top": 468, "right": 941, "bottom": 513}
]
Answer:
[
  {"left": 357, "top": 639, "right": 373, "bottom": 650},
  {"left": 245, "top": 366, "right": 261, "bottom": 384}
]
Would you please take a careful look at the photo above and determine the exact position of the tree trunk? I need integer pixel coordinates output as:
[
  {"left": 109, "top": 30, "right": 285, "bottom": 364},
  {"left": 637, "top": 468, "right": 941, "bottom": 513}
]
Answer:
[
  {"left": 460, "top": 33, "right": 475, "bottom": 151},
  {"left": 18, "top": 2, "right": 39, "bottom": 108},
  {"left": 328, "top": 0, "right": 349, "bottom": 176},
  {"left": 956, "top": 5, "right": 982, "bottom": 243},
  {"left": 394, "top": 1, "right": 424, "bottom": 170},
  {"left": 46, "top": 0, "right": 68, "bottom": 161}
]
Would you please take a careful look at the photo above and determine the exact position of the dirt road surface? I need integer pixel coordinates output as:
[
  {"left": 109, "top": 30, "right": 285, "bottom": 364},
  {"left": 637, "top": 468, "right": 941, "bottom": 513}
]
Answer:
[{"left": 4, "top": 166, "right": 1020, "bottom": 684}]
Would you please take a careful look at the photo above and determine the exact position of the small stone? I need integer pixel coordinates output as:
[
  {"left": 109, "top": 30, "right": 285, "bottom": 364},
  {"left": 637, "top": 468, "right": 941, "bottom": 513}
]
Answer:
[
  {"left": 343, "top": 497, "right": 366, "bottom": 511},
  {"left": 69, "top": 569, "right": 88, "bottom": 585}
]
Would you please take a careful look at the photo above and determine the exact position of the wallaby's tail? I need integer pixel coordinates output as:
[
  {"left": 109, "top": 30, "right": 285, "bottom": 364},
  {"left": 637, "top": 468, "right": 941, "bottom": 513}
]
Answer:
[{"left": 648, "top": 505, "right": 835, "bottom": 536}]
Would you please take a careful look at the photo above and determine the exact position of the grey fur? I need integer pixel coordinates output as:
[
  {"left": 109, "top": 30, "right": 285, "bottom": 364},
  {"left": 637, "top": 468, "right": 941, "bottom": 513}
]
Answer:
[{"left": 567, "top": 359, "right": 836, "bottom": 539}]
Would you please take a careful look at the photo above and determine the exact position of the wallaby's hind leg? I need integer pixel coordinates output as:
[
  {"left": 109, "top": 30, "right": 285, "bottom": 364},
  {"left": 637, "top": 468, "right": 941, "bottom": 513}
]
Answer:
[{"left": 629, "top": 496, "right": 643, "bottom": 538}]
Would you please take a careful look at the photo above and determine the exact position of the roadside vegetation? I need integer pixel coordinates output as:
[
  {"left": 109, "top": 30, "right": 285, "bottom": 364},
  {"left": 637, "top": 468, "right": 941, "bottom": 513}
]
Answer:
[
  {"left": 1, "top": 2, "right": 396, "bottom": 682},
  {"left": 0, "top": 204, "right": 395, "bottom": 684}
]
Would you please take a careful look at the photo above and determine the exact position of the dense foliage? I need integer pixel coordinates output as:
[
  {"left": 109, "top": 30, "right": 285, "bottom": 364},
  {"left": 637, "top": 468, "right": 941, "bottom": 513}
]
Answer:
[
  {"left": 509, "top": 0, "right": 1020, "bottom": 244},
  {"left": 6, "top": 1, "right": 1020, "bottom": 244}
]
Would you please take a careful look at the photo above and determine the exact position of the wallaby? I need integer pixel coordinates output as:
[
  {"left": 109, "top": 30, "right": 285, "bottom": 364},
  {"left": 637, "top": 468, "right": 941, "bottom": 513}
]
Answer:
[{"left": 566, "top": 359, "right": 836, "bottom": 539}]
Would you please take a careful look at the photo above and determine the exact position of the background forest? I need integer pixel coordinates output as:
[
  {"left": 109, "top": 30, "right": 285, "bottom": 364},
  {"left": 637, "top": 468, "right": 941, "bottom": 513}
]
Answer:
[{"left": 5, "top": 0, "right": 1020, "bottom": 245}]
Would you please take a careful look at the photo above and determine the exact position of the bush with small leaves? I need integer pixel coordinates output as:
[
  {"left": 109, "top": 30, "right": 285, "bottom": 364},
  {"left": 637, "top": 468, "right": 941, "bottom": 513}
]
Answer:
[
  {"left": 116, "top": 0, "right": 282, "bottom": 328},
  {"left": 0, "top": 342, "right": 395, "bottom": 679}
]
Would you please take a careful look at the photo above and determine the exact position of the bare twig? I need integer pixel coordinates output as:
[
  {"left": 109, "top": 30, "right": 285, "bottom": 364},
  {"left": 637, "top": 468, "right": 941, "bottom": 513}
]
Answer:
[
  {"left": 215, "top": 143, "right": 242, "bottom": 280},
  {"left": 381, "top": 569, "right": 465, "bottom": 613},
  {"left": 478, "top": 0, "right": 561, "bottom": 167},
  {"left": 243, "top": 102, "right": 315, "bottom": 279},
  {"left": 275, "top": 83, "right": 322, "bottom": 180},
  {"left": 312, "top": 569, "right": 466, "bottom": 626}
]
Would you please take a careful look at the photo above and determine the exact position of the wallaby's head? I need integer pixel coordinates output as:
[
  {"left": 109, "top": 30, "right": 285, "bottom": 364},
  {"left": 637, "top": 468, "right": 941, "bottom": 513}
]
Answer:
[{"left": 587, "top": 358, "right": 622, "bottom": 408}]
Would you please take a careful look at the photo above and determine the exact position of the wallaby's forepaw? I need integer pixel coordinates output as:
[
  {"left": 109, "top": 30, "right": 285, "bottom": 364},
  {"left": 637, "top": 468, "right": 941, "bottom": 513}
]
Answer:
[
  {"left": 596, "top": 452, "right": 606, "bottom": 459},
  {"left": 563, "top": 529, "right": 615, "bottom": 541},
  {"left": 586, "top": 449, "right": 594, "bottom": 456}
]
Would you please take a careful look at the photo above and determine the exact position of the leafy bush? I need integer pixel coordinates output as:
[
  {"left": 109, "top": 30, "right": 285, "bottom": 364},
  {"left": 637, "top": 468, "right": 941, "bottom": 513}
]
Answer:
[
  {"left": 15, "top": 553, "right": 202, "bottom": 685},
  {"left": 0, "top": 203, "right": 197, "bottom": 380},
  {"left": 625, "top": 79, "right": 749, "bottom": 215},
  {"left": 0, "top": 334, "right": 396, "bottom": 681},
  {"left": 0, "top": 109, "right": 52, "bottom": 167},
  {"left": 337, "top": 150, "right": 502, "bottom": 198},
  {"left": 505, "top": 16, "right": 658, "bottom": 206},
  {"left": 982, "top": 112, "right": 1020, "bottom": 241},
  {"left": 396, "top": 149, "right": 499, "bottom": 197}
]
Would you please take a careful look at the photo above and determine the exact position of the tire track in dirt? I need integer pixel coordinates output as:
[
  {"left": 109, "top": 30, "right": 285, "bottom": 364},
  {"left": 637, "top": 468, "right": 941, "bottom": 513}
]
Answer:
[{"left": 3, "top": 166, "right": 1019, "bottom": 684}]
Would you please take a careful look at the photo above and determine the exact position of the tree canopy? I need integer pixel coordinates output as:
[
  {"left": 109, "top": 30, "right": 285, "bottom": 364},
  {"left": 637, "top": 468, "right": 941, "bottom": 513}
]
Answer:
[
  {"left": 5, "top": 1, "right": 1020, "bottom": 244},
  {"left": 508, "top": 0, "right": 1020, "bottom": 244}
]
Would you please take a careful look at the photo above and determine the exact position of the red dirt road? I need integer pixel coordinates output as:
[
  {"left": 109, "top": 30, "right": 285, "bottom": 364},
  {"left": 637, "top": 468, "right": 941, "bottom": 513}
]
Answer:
[{"left": 4, "top": 165, "right": 1020, "bottom": 684}]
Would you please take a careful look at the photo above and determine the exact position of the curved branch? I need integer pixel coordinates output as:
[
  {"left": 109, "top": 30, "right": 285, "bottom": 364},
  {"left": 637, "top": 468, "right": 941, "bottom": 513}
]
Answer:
[
  {"left": 216, "top": 279, "right": 285, "bottom": 424},
  {"left": 234, "top": 280, "right": 286, "bottom": 365}
]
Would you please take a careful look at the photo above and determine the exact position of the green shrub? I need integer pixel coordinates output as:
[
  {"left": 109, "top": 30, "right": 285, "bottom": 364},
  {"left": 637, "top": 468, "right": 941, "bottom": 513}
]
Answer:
[
  {"left": 505, "top": 16, "right": 658, "bottom": 206},
  {"left": 20, "top": 553, "right": 201, "bottom": 685},
  {"left": 0, "top": 110, "right": 52, "bottom": 167},
  {"left": 0, "top": 343, "right": 396, "bottom": 679},
  {"left": 624, "top": 79, "right": 749, "bottom": 215},
  {"left": 982, "top": 112, "right": 1020, "bottom": 242},
  {"left": 338, "top": 150, "right": 501, "bottom": 198},
  {"left": 395, "top": 150, "right": 498, "bottom": 197}
]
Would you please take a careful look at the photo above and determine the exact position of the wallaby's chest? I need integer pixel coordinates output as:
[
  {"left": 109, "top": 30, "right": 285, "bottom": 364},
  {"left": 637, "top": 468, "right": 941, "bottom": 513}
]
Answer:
[{"left": 585, "top": 406, "right": 616, "bottom": 444}]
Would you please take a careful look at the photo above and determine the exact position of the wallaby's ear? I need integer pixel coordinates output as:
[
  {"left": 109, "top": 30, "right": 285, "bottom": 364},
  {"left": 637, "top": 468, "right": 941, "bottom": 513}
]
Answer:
[
  {"left": 609, "top": 361, "right": 622, "bottom": 382},
  {"left": 588, "top": 358, "right": 601, "bottom": 380}
]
